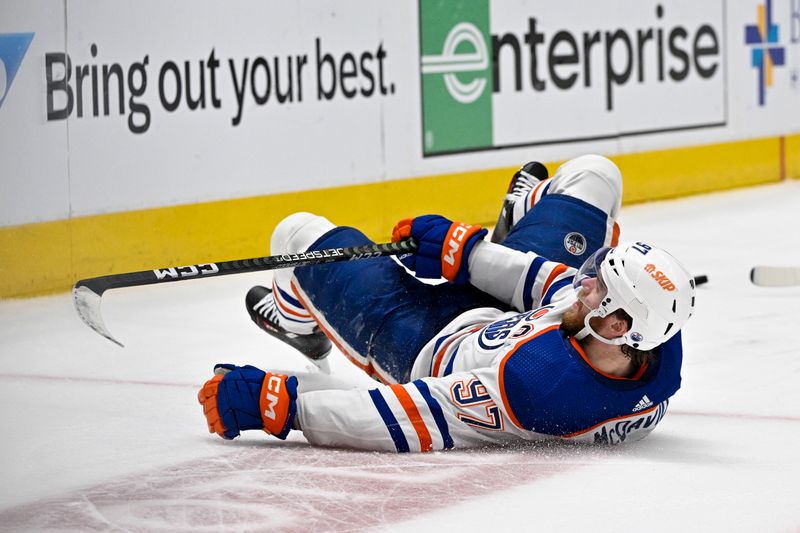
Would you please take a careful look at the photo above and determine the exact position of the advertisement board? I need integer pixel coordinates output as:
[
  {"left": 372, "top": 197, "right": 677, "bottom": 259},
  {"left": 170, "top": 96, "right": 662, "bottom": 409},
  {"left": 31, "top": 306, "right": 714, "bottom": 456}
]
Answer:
[
  {"left": 420, "top": 1, "right": 726, "bottom": 155},
  {"left": 0, "top": 0, "right": 798, "bottom": 296}
]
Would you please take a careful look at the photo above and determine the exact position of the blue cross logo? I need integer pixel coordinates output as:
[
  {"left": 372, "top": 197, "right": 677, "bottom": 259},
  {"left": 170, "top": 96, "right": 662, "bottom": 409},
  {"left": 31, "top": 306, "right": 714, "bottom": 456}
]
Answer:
[{"left": 744, "top": 0, "right": 785, "bottom": 106}]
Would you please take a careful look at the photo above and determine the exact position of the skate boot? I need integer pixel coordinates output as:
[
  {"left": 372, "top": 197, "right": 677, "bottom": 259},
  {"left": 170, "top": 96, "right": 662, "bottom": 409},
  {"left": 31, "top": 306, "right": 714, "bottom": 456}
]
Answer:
[
  {"left": 246, "top": 285, "right": 332, "bottom": 361},
  {"left": 490, "top": 161, "right": 549, "bottom": 243}
]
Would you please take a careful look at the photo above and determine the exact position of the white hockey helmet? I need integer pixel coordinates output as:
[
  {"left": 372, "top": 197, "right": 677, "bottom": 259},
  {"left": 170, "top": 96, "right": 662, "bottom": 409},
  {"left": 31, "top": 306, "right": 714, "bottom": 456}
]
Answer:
[{"left": 573, "top": 242, "right": 696, "bottom": 351}]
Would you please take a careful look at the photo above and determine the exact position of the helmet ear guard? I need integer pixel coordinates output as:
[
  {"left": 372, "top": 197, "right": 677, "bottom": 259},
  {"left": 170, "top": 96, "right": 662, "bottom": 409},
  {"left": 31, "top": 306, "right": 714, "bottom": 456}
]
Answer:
[{"left": 575, "top": 242, "right": 696, "bottom": 351}]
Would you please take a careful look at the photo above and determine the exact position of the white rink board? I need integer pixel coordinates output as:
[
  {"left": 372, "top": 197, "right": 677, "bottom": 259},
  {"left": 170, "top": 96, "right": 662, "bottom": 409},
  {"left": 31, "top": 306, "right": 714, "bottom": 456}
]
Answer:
[
  {"left": 1, "top": 0, "right": 799, "bottom": 225},
  {"left": 488, "top": 1, "right": 726, "bottom": 144},
  {"left": 0, "top": 182, "right": 798, "bottom": 531}
]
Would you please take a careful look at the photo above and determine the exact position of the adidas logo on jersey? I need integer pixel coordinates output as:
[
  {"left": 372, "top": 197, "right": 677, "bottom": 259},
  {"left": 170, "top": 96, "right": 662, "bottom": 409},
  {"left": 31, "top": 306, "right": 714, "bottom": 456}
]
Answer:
[{"left": 632, "top": 395, "right": 653, "bottom": 412}]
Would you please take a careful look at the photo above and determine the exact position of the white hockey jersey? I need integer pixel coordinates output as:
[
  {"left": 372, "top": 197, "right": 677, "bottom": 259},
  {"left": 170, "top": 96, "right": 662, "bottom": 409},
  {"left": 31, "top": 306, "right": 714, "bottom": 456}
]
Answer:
[{"left": 294, "top": 244, "right": 682, "bottom": 452}]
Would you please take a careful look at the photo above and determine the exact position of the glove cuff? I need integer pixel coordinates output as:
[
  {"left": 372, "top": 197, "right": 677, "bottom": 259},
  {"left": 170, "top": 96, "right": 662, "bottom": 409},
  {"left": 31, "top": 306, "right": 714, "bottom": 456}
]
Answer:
[
  {"left": 259, "top": 373, "right": 298, "bottom": 440},
  {"left": 441, "top": 222, "right": 487, "bottom": 283}
]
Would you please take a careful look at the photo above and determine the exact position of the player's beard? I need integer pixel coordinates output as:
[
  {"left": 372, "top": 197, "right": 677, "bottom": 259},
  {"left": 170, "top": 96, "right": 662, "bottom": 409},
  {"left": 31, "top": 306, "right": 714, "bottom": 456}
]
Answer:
[{"left": 561, "top": 301, "right": 587, "bottom": 337}]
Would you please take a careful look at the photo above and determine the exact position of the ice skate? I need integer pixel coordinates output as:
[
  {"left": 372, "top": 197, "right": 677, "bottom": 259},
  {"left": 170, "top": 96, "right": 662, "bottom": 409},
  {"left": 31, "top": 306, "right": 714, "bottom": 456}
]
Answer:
[
  {"left": 490, "top": 161, "right": 549, "bottom": 243},
  {"left": 246, "top": 285, "right": 332, "bottom": 363}
]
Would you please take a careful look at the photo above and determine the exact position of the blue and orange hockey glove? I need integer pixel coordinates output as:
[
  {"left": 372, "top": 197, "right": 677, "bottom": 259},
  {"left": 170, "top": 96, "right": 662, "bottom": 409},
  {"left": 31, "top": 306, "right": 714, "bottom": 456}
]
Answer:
[
  {"left": 392, "top": 214, "right": 487, "bottom": 284},
  {"left": 197, "top": 364, "right": 298, "bottom": 440}
]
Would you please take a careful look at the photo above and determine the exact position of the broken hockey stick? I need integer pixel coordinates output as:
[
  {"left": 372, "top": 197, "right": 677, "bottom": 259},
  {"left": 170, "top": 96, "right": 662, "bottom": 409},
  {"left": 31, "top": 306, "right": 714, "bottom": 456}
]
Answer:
[
  {"left": 73, "top": 239, "right": 418, "bottom": 347},
  {"left": 750, "top": 266, "right": 800, "bottom": 287}
]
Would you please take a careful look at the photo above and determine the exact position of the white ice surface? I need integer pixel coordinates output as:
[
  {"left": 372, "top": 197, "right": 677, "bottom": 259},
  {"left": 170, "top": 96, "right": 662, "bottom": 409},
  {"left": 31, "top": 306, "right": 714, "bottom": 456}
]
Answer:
[{"left": 1, "top": 182, "right": 799, "bottom": 532}]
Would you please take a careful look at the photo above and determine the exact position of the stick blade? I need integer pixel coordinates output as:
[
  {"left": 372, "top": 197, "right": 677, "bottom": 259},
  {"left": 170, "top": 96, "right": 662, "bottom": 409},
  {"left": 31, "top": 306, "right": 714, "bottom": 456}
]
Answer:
[
  {"left": 72, "top": 284, "right": 124, "bottom": 347},
  {"left": 750, "top": 266, "right": 800, "bottom": 287}
]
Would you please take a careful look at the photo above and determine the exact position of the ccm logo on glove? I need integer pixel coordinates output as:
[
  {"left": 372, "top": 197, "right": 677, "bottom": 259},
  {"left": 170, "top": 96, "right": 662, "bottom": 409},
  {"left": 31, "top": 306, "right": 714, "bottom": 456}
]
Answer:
[
  {"left": 442, "top": 223, "right": 482, "bottom": 280},
  {"left": 443, "top": 224, "right": 470, "bottom": 266},
  {"left": 262, "top": 375, "right": 284, "bottom": 421}
]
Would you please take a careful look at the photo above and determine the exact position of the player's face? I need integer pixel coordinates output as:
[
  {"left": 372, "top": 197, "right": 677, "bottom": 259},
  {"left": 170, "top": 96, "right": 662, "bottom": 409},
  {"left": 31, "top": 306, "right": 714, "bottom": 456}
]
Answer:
[
  {"left": 563, "top": 292, "right": 628, "bottom": 341},
  {"left": 562, "top": 292, "right": 594, "bottom": 335},
  {"left": 564, "top": 278, "right": 603, "bottom": 326},
  {"left": 572, "top": 247, "right": 610, "bottom": 312},
  {"left": 564, "top": 264, "right": 613, "bottom": 337},
  {"left": 577, "top": 277, "right": 604, "bottom": 310}
]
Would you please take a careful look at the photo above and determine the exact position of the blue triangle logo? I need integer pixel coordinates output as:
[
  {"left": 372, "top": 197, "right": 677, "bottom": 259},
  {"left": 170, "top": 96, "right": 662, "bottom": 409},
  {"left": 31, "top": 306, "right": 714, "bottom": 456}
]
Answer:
[{"left": 0, "top": 33, "right": 35, "bottom": 110}]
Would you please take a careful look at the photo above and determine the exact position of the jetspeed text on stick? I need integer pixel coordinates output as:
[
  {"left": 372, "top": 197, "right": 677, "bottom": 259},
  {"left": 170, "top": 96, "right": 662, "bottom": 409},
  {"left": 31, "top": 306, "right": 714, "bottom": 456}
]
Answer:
[{"left": 279, "top": 249, "right": 345, "bottom": 262}]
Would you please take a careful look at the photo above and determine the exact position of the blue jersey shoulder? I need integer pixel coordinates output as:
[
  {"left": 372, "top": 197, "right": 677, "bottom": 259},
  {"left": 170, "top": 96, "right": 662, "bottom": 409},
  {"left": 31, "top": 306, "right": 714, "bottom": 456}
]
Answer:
[{"left": 500, "top": 328, "right": 683, "bottom": 435}]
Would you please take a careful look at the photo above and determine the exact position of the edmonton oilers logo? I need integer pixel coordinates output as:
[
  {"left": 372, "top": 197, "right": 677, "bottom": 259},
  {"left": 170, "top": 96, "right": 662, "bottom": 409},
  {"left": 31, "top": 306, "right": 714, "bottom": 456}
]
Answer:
[
  {"left": 564, "top": 232, "right": 587, "bottom": 256},
  {"left": 477, "top": 307, "right": 553, "bottom": 350},
  {"left": 630, "top": 332, "right": 644, "bottom": 343}
]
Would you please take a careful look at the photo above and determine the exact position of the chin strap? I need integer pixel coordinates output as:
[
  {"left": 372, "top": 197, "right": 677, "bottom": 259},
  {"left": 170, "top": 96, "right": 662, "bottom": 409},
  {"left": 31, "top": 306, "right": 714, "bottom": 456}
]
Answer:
[
  {"left": 575, "top": 326, "right": 591, "bottom": 340},
  {"left": 580, "top": 310, "right": 627, "bottom": 346}
]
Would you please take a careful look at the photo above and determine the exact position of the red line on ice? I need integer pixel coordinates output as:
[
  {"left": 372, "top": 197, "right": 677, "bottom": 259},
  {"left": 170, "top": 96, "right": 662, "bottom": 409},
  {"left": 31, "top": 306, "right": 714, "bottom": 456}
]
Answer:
[
  {"left": 0, "top": 372, "right": 196, "bottom": 389},
  {"left": 0, "top": 444, "right": 580, "bottom": 531}
]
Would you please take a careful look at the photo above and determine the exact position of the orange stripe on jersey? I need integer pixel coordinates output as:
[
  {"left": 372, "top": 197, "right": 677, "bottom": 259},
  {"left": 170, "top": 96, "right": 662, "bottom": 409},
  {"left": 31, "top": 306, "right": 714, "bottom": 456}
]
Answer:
[
  {"left": 569, "top": 338, "right": 645, "bottom": 381},
  {"left": 528, "top": 178, "right": 550, "bottom": 209},
  {"left": 610, "top": 221, "right": 620, "bottom": 247},
  {"left": 541, "top": 263, "right": 568, "bottom": 295},
  {"left": 497, "top": 324, "right": 561, "bottom": 430},
  {"left": 431, "top": 327, "right": 481, "bottom": 377},
  {"left": 272, "top": 280, "right": 312, "bottom": 318},
  {"left": 631, "top": 362, "right": 649, "bottom": 380},
  {"left": 390, "top": 384, "right": 433, "bottom": 452},
  {"left": 560, "top": 403, "right": 660, "bottom": 438}
]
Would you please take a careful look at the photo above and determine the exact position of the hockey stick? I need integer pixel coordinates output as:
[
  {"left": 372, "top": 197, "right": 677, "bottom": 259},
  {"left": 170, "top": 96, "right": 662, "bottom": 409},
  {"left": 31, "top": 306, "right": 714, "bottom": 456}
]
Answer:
[
  {"left": 73, "top": 239, "right": 418, "bottom": 347},
  {"left": 750, "top": 266, "right": 800, "bottom": 287}
]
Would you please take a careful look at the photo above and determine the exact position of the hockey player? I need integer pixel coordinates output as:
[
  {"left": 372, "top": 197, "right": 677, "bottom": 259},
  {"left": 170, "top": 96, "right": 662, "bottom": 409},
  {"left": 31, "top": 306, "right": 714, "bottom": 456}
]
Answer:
[{"left": 198, "top": 155, "right": 696, "bottom": 451}]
